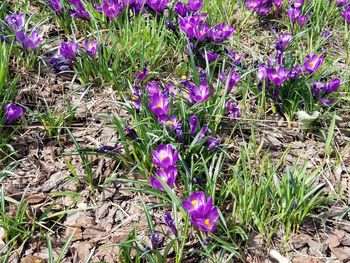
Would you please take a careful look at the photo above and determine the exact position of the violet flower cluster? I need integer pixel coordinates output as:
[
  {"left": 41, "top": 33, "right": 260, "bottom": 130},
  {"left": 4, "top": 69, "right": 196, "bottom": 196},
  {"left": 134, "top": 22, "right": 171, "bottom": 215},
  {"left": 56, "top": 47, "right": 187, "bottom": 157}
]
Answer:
[
  {"left": 286, "top": 0, "right": 308, "bottom": 27},
  {"left": 5, "top": 13, "right": 41, "bottom": 50},
  {"left": 183, "top": 191, "right": 219, "bottom": 232},
  {"left": 50, "top": 39, "right": 98, "bottom": 72},
  {"left": 150, "top": 144, "right": 179, "bottom": 191},
  {"left": 258, "top": 33, "right": 340, "bottom": 106},
  {"left": 245, "top": 0, "right": 283, "bottom": 16}
]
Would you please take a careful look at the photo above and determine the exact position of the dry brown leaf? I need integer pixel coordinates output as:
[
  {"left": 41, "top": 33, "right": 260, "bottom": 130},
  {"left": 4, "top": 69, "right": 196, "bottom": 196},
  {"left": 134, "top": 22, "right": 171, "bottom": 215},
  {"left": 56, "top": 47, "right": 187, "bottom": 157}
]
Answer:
[
  {"left": 330, "top": 247, "right": 350, "bottom": 261},
  {"left": 21, "top": 256, "right": 44, "bottom": 263},
  {"left": 292, "top": 256, "right": 323, "bottom": 263},
  {"left": 326, "top": 234, "right": 341, "bottom": 248}
]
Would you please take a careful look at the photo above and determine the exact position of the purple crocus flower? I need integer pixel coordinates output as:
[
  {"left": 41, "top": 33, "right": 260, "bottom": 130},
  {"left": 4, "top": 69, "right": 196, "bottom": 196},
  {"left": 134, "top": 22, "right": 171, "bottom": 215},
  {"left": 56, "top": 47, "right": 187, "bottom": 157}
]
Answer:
[
  {"left": 206, "top": 137, "right": 220, "bottom": 152},
  {"left": 50, "top": 55, "right": 73, "bottom": 72},
  {"left": 311, "top": 81, "right": 324, "bottom": 97},
  {"left": 174, "top": 2, "right": 188, "bottom": 16},
  {"left": 164, "top": 83, "right": 176, "bottom": 96},
  {"left": 151, "top": 144, "right": 179, "bottom": 168},
  {"left": 182, "top": 191, "right": 219, "bottom": 232},
  {"left": 205, "top": 52, "right": 220, "bottom": 62},
  {"left": 188, "top": 80, "right": 210, "bottom": 103},
  {"left": 131, "top": 85, "right": 142, "bottom": 111},
  {"left": 69, "top": 8, "right": 90, "bottom": 20},
  {"left": 257, "top": 63, "right": 268, "bottom": 81},
  {"left": 150, "top": 166, "right": 178, "bottom": 191},
  {"left": 342, "top": 7, "right": 350, "bottom": 24},
  {"left": 324, "top": 78, "right": 341, "bottom": 93},
  {"left": 303, "top": 54, "right": 324, "bottom": 74},
  {"left": 221, "top": 70, "right": 241, "bottom": 93},
  {"left": 336, "top": 0, "right": 348, "bottom": 8},
  {"left": 286, "top": 7, "right": 301, "bottom": 23},
  {"left": 50, "top": 0, "right": 63, "bottom": 15},
  {"left": 189, "top": 115, "right": 198, "bottom": 136},
  {"left": 164, "top": 212, "right": 177, "bottom": 236},
  {"left": 193, "top": 23, "right": 211, "bottom": 41},
  {"left": 198, "top": 125, "right": 210, "bottom": 141},
  {"left": 226, "top": 101, "right": 240, "bottom": 119},
  {"left": 147, "top": 0, "right": 169, "bottom": 12},
  {"left": 16, "top": 30, "right": 41, "bottom": 50},
  {"left": 266, "top": 66, "right": 290, "bottom": 86},
  {"left": 209, "top": 23, "right": 235, "bottom": 43},
  {"left": 276, "top": 33, "right": 292, "bottom": 49},
  {"left": 120, "top": 0, "right": 136, "bottom": 8},
  {"left": 290, "top": 64, "right": 302, "bottom": 80},
  {"left": 228, "top": 50, "right": 242, "bottom": 65},
  {"left": 190, "top": 207, "right": 219, "bottom": 232},
  {"left": 246, "top": 0, "right": 263, "bottom": 11},
  {"left": 103, "top": 0, "right": 121, "bottom": 19},
  {"left": 60, "top": 41, "right": 79, "bottom": 60},
  {"left": 297, "top": 15, "right": 307, "bottom": 26},
  {"left": 148, "top": 93, "right": 170, "bottom": 120},
  {"left": 294, "top": 0, "right": 305, "bottom": 8},
  {"left": 3, "top": 103, "right": 24, "bottom": 124},
  {"left": 134, "top": 67, "right": 149, "bottom": 81},
  {"left": 188, "top": 0, "right": 203, "bottom": 11},
  {"left": 5, "top": 13, "right": 25, "bottom": 31},
  {"left": 175, "top": 121, "right": 183, "bottom": 142},
  {"left": 124, "top": 125, "right": 138, "bottom": 139},
  {"left": 319, "top": 98, "right": 331, "bottom": 106},
  {"left": 161, "top": 116, "right": 180, "bottom": 130},
  {"left": 146, "top": 81, "right": 161, "bottom": 97},
  {"left": 182, "top": 191, "right": 214, "bottom": 218},
  {"left": 150, "top": 232, "right": 160, "bottom": 249},
  {"left": 84, "top": 39, "right": 98, "bottom": 56}
]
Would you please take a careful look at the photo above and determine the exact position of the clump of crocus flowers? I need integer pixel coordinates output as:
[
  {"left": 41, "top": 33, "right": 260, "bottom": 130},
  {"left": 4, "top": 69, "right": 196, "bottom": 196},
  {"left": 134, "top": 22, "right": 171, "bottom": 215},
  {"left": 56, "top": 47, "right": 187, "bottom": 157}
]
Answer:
[
  {"left": 286, "top": 0, "right": 308, "bottom": 28},
  {"left": 5, "top": 13, "right": 41, "bottom": 50},
  {"left": 245, "top": 0, "right": 283, "bottom": 16},
  {"left": 183, "top": 191, "right": 219, "bottom": 232},
  {"left": 150, "top": 144, "right": 179, "bottom": 191}
]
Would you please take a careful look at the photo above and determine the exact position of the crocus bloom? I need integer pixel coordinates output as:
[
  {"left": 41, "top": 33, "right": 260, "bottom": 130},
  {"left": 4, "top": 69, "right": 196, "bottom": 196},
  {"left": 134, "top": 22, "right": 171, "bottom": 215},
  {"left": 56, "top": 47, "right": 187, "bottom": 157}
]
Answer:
[
  {"left": 5, "top": 13, "right": 25, "bottom": 31},
  {"left": 148, "top": 93, "right": 170, "bottom": 120},
  {"left": 209, "top": 23, "right": 235, "bottom": 43},
  {"left": 50, "top": 0, "right": 63, "bottom": 15},
  {"left": 319, "top": 98, "right": 331, "bottom": 106},
  {"left": 151, "top": 144, "right": 179, "bottom": 168},
  {"left": 147, "top": 0, "right": 169, "bottom": 12},
  {"left": 150, "top": 166, "right": 178, "bottom": 191},
  {"left": 175, "top": 121, "right": 183, "bottom": 142},
  {"left": 227, "top": 101, "right": 240, "bottom": 119},
  {"left": 69, "top": 8, "right": 90, "bottom": 20},
  {"left": 290, "top": 64, "right": 302, "bottom": 80},
  {"left": 60, "top": 41, "right": 79, "bottom": 60},
  {"left": 198, "top": 125, "right": 210, "bottom": 141},
  {"left": 50, "top": 55, "right": 73, "bottom": 72},
  {"left": 266, "top": 66, "right": 290, "bottom": 86},
  {"left": 16, "top": 30, "right": 41, "bottom": 50},
  {"left": 174, "top": 2, "right": 188, "bottom": 16},
  {"left": 134, "top": 67, "right": 149, "bottom": 81},
  {"left": 84, "top": 39, "right": 98, "bottom": 56},
  {"left": 276, "top": 33, "right": 292, "bottom": 49},
  {"left": 131, "top": 85, "right": 142, "bottom": 111},
  {"left": 222, "top": 70, "right": 241, "bottom": 93},
  {"left": 342, "top": 7, "right": 350, "bottom": 24},
  {"left": 257, "top": 63, "right": 268, "bottom": 81},
  {"left": 188, "top": 80, "right": 210, "bottom": 103},
  {"left": 206, "top": 137, "right": 220, "bottom": 152},
  {"left": 162, "top": 116, "right": 179, "bottom": 131},
  {"left": 188, "top": 0, "right": 203, "bottom": 11},
  {"left": 303, "top": 54, "right": 324, "bottom": 74},
  {"left": 286, "top": 8, "right": 301, "bottom": 23},
  {"left": 164, "top": 212, "right": 177, "bottom": 235},
  {"left": 336, "top": 0, "right": 348, "bottom": 8},
  {"left": 4, "top": 103, "right": 24, "bottom": 124},
  {"left": 324, "top": 78, "right": 341, "bottom": 93},
  {"left": 146, "top": 81, "right": 161, "bottom": 96},
  {"left": 103, "top": 0, "right": 120, "bottom": 19},
  {"left": 228, "top": 50, "right": 242, "bottom": 65},
  {"left": 182, "top": 191, "right": 219, "bottom": 232},
  {"left": 124, "top": 125, "right": 138, "bottom": 139},
  {"left": 150, "top": 232, "right": 160, "bottom": 249},
  {"left": 189, "top": 115, "right": 198, "bottom": 136},
  {"left": 190, "top": 207, "right": 219, "bottom": 232},
  {"left": 120, "top": 0, "right": 136, "bottom": 8},
  {"left": 205, "top": 52, "right": 220, "bottom": 62}
]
